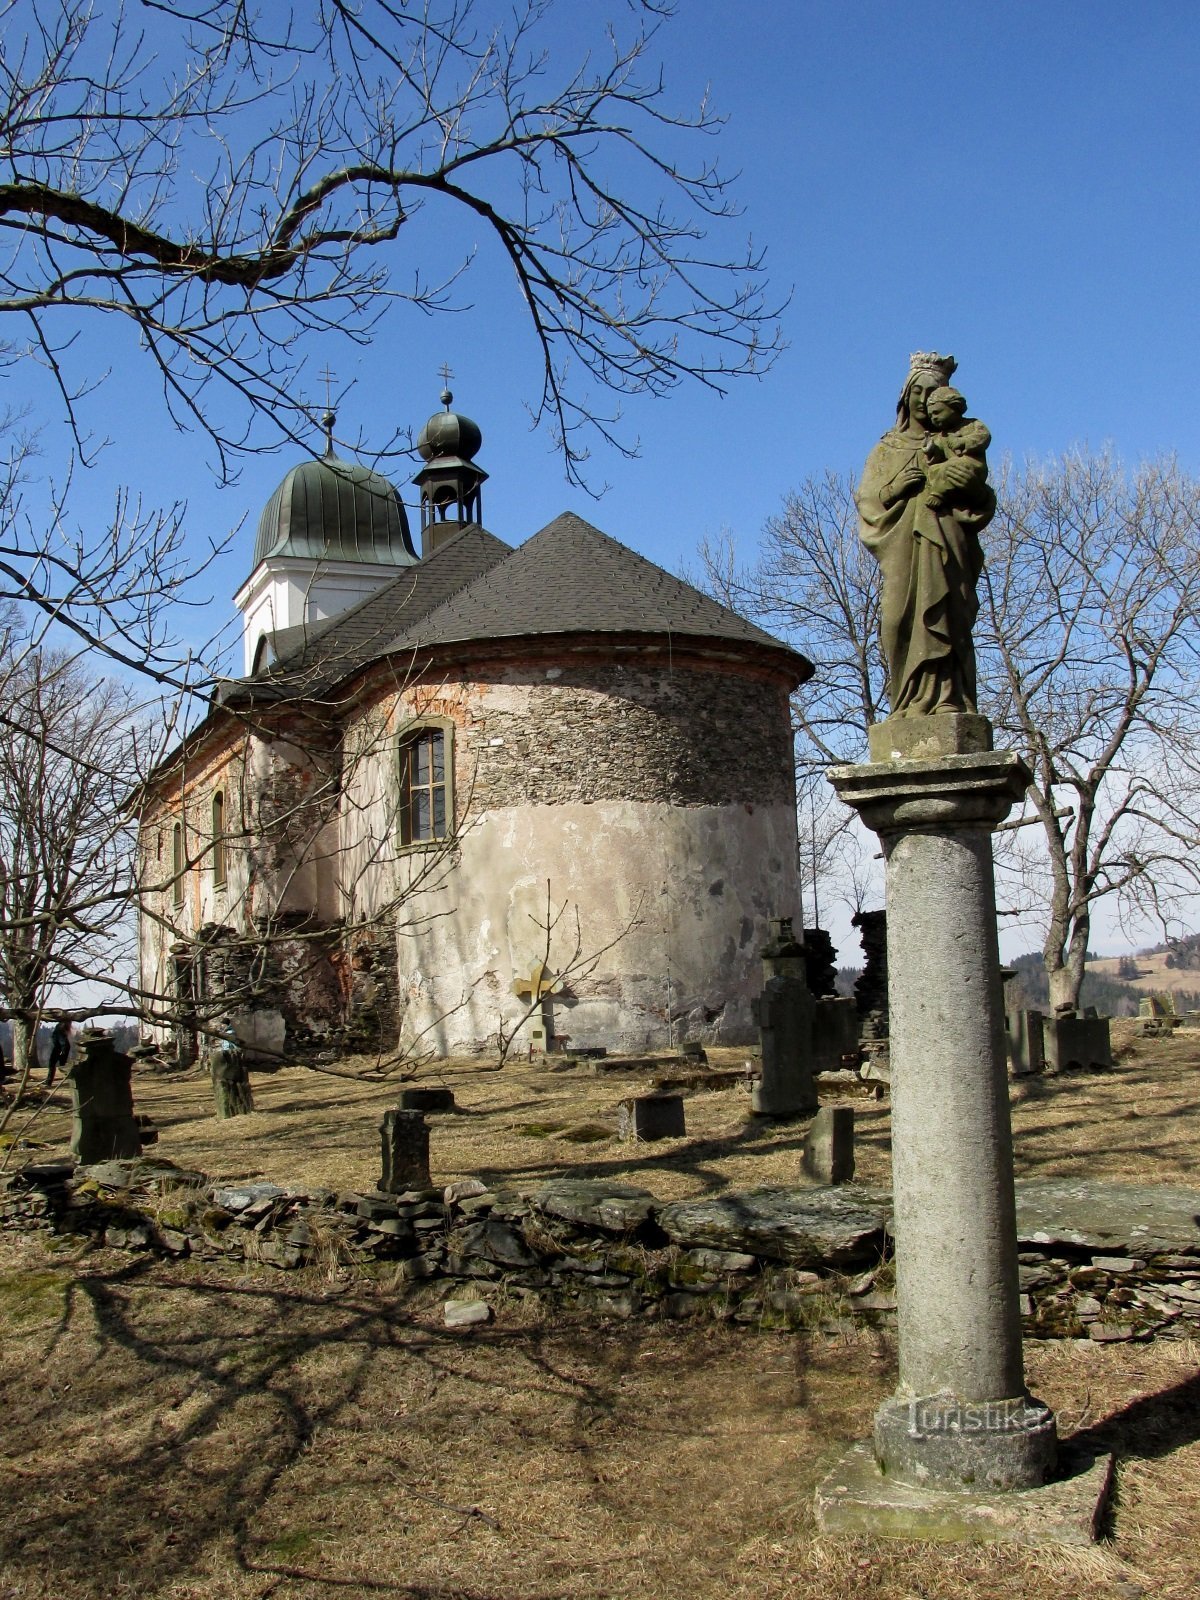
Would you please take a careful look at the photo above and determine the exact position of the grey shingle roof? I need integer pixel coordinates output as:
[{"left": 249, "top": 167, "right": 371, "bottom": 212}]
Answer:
[
  {"left": 390, "top": 512, "right": 803, "bottom": 660},
  {"left": 223, "top": 511, "right": 808, "bottom": 705},
  {"left": 219, "top": 523, "right": 511, "bottom": 703}
]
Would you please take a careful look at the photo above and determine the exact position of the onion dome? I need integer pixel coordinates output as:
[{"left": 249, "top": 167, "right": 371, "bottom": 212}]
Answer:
[
  {"left": 416, "top": 388, "right": 483, "bottom": 464},
  {"left": 254, "top": 448, "right": 417, "bottom": 568}
]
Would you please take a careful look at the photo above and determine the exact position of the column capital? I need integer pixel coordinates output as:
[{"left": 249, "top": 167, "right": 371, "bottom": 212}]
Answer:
[{"left": 828, "top": 749, "right": 1031, "bottom": 836}]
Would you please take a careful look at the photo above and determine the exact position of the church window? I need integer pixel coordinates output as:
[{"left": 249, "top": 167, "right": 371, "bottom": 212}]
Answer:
[
  {"left": 398, "top": 723, "right": 452, "bottom": 845},
  {"left": 211, "top": 791, "right": 227, "bottom": 888},
  {"left": 172, "top": 821, "right": 185, "bottom": 906}
]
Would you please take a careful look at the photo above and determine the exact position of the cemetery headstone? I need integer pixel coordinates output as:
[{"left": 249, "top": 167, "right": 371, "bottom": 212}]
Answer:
[
  {"left": 67, "top": 1031, "right": 142, "bottom": 1163},
  {"left": 617, "top": 1092, "right": 686, "bottom": 1142},
  {"left": 379, "top": 1108, "right": 432, "bottom": 1192},
  {"left": 751, "top": 918, "right": 818, "bottom": 1117},
  {"left": 399, "top": 1086, "right": 457, "bottom": 1113},
  {"left": 802, "top": 1106, "right": 855, "bottom": 1184},
  {"left": 210, "top": 1029, "right": 254, "bottom": 1118}
]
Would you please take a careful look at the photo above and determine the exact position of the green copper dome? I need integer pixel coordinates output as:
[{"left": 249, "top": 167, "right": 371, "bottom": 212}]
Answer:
[{"left": 254, "top": 452, "right": 418, "bottom": 568}]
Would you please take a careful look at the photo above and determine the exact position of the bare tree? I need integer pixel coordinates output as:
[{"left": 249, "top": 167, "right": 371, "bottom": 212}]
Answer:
[
  {"left": 700, "top": 453, "right": 1200, "bottom": 1008},
  {"left": 981, "top": 451, "right": 1200, "bottom": 1007},
  {"left": 3, "top": 0, "right": 781, "bottom": 485},
  {"left": 0, "top": 644, "right": 137, "bottom": 1084}
]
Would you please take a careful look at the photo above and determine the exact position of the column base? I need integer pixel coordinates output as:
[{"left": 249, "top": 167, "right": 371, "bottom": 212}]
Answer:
[
  {"left": 815, "top": 1439, "right": 1113, "bottom": 1547},
  {"left": 874, "top": 1393, "right": 1058, "bottom": 1493}
]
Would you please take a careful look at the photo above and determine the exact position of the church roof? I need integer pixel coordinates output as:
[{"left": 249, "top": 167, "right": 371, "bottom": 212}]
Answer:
[
  {"left": 254, "top": 452, "right": 418, "bottom": 568},
  {"left": 226, "top": 511, "right": 808, "bottom": 705},
  {"left": 389, "top": 512, "right": 792, "bottom": 656}
]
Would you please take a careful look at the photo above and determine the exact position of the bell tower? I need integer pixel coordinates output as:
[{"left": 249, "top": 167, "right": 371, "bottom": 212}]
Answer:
[{"left": 413, "top": 383, "right": 488, "bottom": 555}]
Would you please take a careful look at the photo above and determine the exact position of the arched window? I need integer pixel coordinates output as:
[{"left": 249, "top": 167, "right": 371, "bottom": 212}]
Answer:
[
  {"left": 211, "top": 790, "right": 227, "bottom": 888},
  {"left": 172, "top": 821, "right": 185, "bottom": 907},
  {"left": 398, "top": 722, "right": 453, "bottom": 845}
]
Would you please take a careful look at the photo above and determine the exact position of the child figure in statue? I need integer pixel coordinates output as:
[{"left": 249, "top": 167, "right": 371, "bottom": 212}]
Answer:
[{"left": 922, "top": 386, "right": 992, "bottom": 513}]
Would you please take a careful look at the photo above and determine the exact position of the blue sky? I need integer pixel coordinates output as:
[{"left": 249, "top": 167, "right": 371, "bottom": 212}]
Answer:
[
  {"left": 22, "top": 0, "right": 1200, "bottom": 630},
  {"left": 14, "top": 1, "right": 1200, "bottom": 958}
]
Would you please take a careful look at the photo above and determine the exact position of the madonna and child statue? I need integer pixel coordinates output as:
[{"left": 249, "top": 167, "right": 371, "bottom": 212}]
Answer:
[{"left": 857, "top": 351, "right": 995, "bottom": 743}]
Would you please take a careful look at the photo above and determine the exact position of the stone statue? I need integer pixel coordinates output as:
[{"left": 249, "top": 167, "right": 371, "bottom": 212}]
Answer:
[{"left": 857, "top": 353, "right": 996, "bottom": 717}]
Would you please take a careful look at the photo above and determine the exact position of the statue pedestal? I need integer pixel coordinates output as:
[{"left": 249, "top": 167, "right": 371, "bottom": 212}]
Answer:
[{"left": 822, "top": 732, "right": 1108, "bottom": 1538}]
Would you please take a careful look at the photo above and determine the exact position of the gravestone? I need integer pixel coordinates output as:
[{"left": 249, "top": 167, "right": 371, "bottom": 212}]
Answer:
[
  {"left": 751, "top": 918, "right": 817, "bottom": 1117},
  {"left": 617, "top": 1092, "right": 686, "bottom": 1142},
  {"left": 1044, "top": 1012, "right": 1112, "bottom": 1073},
  {"left": 399, "top": 1086, "right": 456, "bottom": 1113},
  {"left": 379, "top": 1108, "right": 432, "bottom": 1192},
  {"left": 210, "top": 1032, "right": 254, "bottom": 1118},
  {"left": 803, "top": 1106, "right": 855, "bottom": 1184},
  {"left": 812, "top": 996, "right": 859, "bottom": 1074},
  {"left": 1005, "top": 1009, "right": 1045, "bottom": 1077},
  {"left": 67, "top": 1031, "right": 142, "bottom": 1163}
]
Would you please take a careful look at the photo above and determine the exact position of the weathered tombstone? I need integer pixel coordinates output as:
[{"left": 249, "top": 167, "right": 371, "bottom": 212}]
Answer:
[
  {"left": 210, "top": 1030, "right": 254, "bottom": 1119},
  {"left": 681, "top": 1040, "right": 707, "bottom": 1063},
  {"left": 617, "top": 1092, "right": 685, "bottom": 1142},
  {"left": 379, "top": 1108, "right": 432, "bottom": 1192},
  {"left": 398, "top": 1086, "right": 456, "bottom": 1113},
  {"left": 1005, "top": 1008, "right": 1045, "bottom": 1077},
  {"left": 802, "top": 1106, "right": 855, "bottom": 1184},
  {"left": 819, "top": 354, "right": 1111, "bottom": 1543},
  {"left": 67, "top": 1031, "right": 142, "bottom": 1163},
  {"left": 751, "top": 918, "right": 817, "bottom": 1117},
  {"left": 812, "top": 995, "right": 859, "bottom": 1074},
  {"left": 1043, "top": 1012, "right": 1112, "bottom": 1073}
]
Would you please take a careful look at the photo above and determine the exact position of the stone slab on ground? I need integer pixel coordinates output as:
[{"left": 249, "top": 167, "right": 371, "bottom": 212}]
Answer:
[
  {"left": 815, "top": 1440, "right": 1113, "bottom": 1548},
  {"left": 1014, "top": 1179, "right": 1200, "bottom": 1257},
  {"left": 532, "top": 1178, "right": 657, "bottom": 1233},
  {"left": 658, "top": 1187, "right": 889, "bottom": 1267}
]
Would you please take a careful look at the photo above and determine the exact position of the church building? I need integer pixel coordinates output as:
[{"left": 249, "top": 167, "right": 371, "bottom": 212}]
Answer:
[{"left": 137, "top": 394, "right": 811, "bottom": 1061}]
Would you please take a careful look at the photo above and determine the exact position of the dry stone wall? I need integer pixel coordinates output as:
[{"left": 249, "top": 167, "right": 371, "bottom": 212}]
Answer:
[{"left": 5, "top": 1159, "right": 1199, "bottom": 1345}]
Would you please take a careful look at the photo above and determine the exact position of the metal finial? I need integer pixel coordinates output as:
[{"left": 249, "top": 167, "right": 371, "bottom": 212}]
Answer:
[
  {"left": 438, "top": 362, "right": 454, "bottom": 409},
  {"left": 319, "top": 365, "right": 337, "bottom": 456}
]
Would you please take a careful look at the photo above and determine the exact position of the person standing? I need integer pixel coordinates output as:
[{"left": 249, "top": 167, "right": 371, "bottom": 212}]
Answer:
[{"left": 46, "top": 1018, "right": 72, "bottom": 1087}]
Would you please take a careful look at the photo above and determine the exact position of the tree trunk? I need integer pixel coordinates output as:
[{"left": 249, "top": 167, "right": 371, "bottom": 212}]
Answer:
[{"left": 9, "top": 1016, "right": 39, "bottom": 1084}]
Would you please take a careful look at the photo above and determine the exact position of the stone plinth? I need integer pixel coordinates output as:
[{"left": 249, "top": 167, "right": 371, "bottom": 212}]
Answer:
[
  {"left": 380, "top": 1109, "right": 432, "bottom": 1193},
  {"left": 1044, "top": 1014, "right": 1112, "bottom": 1073},
  {"left": 617, "top": 1092, "right": 685, "bottom": 1142},
  {"left": 802, "top": 1106, "right": 855, "bottom": 1184},
  {"left": 1006, "top": 1009, "right": 1046, "bottom": 1077},
  {"left": 67, "top": 1034, "right": 142, "bottom": 1164},
  {"left": 829, "top": 740, "right": 1059, "bottom": 1499}
]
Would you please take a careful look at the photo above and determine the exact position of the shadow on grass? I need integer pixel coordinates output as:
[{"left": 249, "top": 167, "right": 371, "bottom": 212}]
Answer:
[{"left": 0, "top": 1248, "right": 864, "bottom": 1600}]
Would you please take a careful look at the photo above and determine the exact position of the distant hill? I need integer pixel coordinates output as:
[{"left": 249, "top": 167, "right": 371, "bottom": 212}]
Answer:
[{"left": 1089, "top": 948, "right": 1200, "bottom": 1012}]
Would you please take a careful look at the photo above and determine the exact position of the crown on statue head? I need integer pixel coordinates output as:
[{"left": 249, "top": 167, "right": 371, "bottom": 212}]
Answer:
[{"left": 908, "top": 350, "right": 958, "bottom": 385}]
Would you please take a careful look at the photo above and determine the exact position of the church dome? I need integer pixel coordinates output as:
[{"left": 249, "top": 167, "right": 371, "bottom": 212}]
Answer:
[
  {"left": 254, "top": 452, "right": 417, "bottom": 567},
  {"left": 417, "top": 390, "right": 483, "bottom": 464}
]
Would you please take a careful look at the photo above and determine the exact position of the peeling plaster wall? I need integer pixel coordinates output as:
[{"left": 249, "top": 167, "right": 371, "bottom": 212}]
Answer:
[
  {"left": 391, "top": 799, "right": 801, "bottom": 1055},
  {"left": 336, "top": 653, "right": 803, "bottom": 1055}
]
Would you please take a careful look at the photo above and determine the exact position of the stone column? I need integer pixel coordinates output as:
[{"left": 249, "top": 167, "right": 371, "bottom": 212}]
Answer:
[{"left": 828, "top": 737, "right": 1057, "bottom": 1492}]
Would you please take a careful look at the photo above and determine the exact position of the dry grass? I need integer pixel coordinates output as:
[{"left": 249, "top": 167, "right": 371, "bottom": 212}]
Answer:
[
  {"left": 0, "top": 1231, "right": 1197, "bottom": 1600},
  {"left": 10, "top": 1024, "right": 1200, "bottom": 1197},
  {"left": 1, "top": 1030, "right": 1198, "bottom": 1597}
]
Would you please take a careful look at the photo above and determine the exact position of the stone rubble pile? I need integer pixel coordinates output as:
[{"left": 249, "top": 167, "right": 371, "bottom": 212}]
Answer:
[{"left": 3, "top": 1161, "right": 1198, "bottom": 1343}]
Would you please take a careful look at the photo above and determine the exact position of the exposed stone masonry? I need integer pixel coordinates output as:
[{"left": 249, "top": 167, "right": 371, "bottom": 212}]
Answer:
[{"left": 458, "top": 659, "right": 796, "bottom": 812}]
